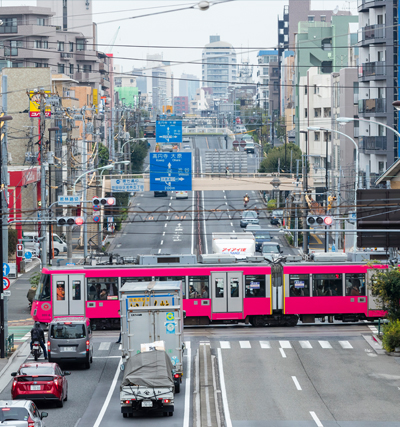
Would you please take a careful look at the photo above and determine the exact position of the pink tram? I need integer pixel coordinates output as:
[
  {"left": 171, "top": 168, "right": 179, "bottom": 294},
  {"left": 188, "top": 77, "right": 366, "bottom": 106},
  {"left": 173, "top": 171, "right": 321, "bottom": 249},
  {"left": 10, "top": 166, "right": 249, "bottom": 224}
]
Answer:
[{"left": 31, "top": 260, "right": 386, "bottom": 329}]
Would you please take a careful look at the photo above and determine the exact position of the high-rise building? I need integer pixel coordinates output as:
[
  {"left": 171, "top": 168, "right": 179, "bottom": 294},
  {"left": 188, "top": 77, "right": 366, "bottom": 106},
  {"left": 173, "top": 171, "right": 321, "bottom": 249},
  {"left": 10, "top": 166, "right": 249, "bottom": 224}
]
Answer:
[
  {"left": 256, "top": 50, "right": 279, "bottom": 120},
  {"left": 179, "top": 74, "right": 200, "bottom": 100},
  {"left": 202, "top": 35, "right": 237, "bottom": 100}
]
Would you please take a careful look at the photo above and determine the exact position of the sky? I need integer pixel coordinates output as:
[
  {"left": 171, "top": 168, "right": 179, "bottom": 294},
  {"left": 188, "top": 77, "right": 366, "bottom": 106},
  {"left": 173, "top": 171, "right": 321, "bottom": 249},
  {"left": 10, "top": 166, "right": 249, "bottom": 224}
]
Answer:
[{"left": 2, "top": 0, "right": 358, "bottom": 95}]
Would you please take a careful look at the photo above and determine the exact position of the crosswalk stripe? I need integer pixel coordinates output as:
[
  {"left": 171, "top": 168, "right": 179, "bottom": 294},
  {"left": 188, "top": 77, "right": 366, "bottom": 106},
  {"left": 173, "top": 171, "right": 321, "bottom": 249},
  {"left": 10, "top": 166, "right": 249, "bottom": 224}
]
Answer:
[
  {"left": 220, "top": 341, "right": 231, "bottom": 349},
  {"left": 259, "top": 341, "right": 271, "bottom": 349},
  {"left": 339, "top": 341, "right": 353, "bottom": 349},
  {"left": 239, "top": 341, "right": 251, "bottom": 348},
  {"left": 279, "top": 340, "right": 292, "bottom": 349},
  {"left": 99, "top": 342, "right": 111, "bottom": 351},
  {"left": 299, "top": 341, "right": 312, "bottom": 349},
  {"left": 319, "top": 341, "right": 332, "bottom": 349}
]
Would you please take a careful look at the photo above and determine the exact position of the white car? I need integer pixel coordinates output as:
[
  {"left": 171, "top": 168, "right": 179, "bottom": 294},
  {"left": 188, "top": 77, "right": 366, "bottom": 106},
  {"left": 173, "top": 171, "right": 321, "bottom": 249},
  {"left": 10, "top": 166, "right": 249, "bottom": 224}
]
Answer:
[{"left": 176, "top": 191, "right": 188, "bottom": 199}]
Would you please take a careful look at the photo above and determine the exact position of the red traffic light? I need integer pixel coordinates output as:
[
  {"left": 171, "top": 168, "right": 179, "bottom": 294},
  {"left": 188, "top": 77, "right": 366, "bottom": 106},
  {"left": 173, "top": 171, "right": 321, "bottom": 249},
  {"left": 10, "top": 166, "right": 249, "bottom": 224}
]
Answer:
[
  {"left": 75, "top": 217, "right": 84, "bottom": 226},
  {"left": 324, "top": 216, "right": 333, "bottom": 226},
  {"left": 106, "top": 197, "right": 115, "bottom": 205}
]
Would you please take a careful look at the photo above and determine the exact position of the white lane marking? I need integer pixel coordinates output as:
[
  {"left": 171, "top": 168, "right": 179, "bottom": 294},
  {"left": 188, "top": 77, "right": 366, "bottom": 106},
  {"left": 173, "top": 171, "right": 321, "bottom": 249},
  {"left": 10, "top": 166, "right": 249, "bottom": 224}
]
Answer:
[
  {"left": 183, "top": 342, "right": 191, "bottom": 427},
  {"left": 292, "top": 376, "right": 302, "bottom": 391},
  {"left": 160, "top": 240, "right": 163, "bottom": 245},
  {"left": 339, "top": 341, "right": 353, "bottom": 349},
  {"left": 300, "top": 341, "right": 312, "bottom": 349},
  {"left": 279, "top": 348, "right": 287, "bottom": 358},
  {"left": 279, "top": 341, "right": 292, "bottom": 349},
  {"left": 223, "top": 190, "right": 225, "bottom": 192},
  {"left": 98, "top": 342, "right": 111, "bottom": 351},
  {"left": 230, "top": 223, "right": 233, "bottom": 227},
  {"left": 202, "top": 344, "right": 212, "bottom": 426},
  {"left": 136, "top": 203, "right": 140, "bottom": 206},
  {"left": 239, "top": 341, "right": 251, "bottom": 348},
  {"left": 93, "top": 358, "right": 122, "bottom": 427},
  {"left": 169, "top": 203, "right": 171, "bottom": 206},
  {"left": 229, "top": 215, "right": 231, "bottom": 219},
  {"left": 225, "top": 202, "right": 228, "bottom": 205},
  {"left": 224, "top": 195, "right": 226, "bottom": 199},
  {"left": 165, "top": 223, "right": 167, "bottom": 227},
  {"left": 217, "top": 348, "right": 232, "bottom": 427},
  {"left": 163, "top": 231, "right": 165, "bottom": 236},
  {"left": 220, "top": 341, "right": 231, "bottom": 349},
  {"left": 158, "top": 249, "right": 161, "bottom": 254},
  {"left": 92, "top": 356, "right": 121, "bottom": 359},
  {"left": 260, "top": 341, "right": 271, "bottom": 349},
  {"left": 319, "top": 341, "right": 332, "bottom": 349},
  {"left": 170, "top": 196, "right": 173, "bottom": 199},
  {"left": 310, "top": 411, "right": 324, "bottom": 427},
  {"left": 166, "top": 215, "right": 169, "bottom": 219}
]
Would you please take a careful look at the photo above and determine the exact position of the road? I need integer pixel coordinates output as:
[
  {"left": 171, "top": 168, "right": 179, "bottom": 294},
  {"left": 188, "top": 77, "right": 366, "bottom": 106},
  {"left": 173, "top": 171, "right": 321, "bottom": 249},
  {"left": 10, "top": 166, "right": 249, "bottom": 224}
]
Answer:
[{"left": 2, "top": 135, "right": 399, "bottom": 426}]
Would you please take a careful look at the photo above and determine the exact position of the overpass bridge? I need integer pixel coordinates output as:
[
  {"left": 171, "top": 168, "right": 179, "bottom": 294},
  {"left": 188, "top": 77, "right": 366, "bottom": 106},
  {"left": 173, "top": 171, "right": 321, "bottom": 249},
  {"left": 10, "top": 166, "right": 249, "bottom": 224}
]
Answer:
[{"left": 103, "top": 173, "right": 302, "bottom": 192}]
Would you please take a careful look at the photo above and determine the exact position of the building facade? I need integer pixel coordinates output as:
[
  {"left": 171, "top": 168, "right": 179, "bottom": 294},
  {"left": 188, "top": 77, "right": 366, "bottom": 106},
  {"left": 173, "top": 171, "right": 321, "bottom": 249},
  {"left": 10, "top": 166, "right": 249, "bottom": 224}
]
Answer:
[
  {"left": 174, "top": 96, "right": 189, "bottom": 115},
  {"left": 256, "top": 50, "right": 279, "bottom": 120}
]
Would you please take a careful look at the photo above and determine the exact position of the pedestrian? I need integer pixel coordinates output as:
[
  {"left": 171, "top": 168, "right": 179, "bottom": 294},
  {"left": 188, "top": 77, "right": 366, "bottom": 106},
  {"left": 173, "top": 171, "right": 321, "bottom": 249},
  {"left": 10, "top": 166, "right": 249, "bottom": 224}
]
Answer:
[{"left": 225, "top": 166, "right": 230, "bottom": 177}]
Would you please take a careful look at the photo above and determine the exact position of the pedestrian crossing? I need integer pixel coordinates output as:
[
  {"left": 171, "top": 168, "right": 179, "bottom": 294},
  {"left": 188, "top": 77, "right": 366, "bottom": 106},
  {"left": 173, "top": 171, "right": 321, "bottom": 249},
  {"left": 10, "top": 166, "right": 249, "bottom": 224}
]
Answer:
[{"left": 214, "top": 339, "right": 354, "bottom": 350}]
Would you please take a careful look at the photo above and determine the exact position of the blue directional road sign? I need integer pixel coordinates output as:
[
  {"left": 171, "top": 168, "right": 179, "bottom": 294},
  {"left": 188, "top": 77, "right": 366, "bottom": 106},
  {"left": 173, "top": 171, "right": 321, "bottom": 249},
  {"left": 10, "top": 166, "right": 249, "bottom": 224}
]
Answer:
[
  {"left": 150, "top": 152, "right": 192, "bottom": 191},
  {"left": 24, "top": 251, "right": 33, "bottom": 260},
  {"left": 156, "top": 120, "right": 182, "bottom": 144},
  {"left": 3, "top": 263, "right": 10, "bottom": 277}
]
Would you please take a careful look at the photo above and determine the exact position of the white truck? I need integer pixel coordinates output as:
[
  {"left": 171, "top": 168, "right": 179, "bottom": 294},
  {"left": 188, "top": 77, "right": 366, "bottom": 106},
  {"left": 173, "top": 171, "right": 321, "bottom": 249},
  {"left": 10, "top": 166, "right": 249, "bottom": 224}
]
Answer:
[
  {"left": 212, "top": 232, "right": 256, "bottom": 260},
  {"left": 120, "top": 349, "right": 175, "bottom": 418},
  {"left": 119, "top": 281, "right": 184, "bottom": 392},
  {"left": 22, "top": 232, "right": 67, "bottom": 257}
]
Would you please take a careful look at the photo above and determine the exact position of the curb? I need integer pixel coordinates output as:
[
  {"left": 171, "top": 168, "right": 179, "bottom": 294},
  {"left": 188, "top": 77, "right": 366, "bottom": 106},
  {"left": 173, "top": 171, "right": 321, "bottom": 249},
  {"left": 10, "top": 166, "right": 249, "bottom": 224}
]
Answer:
[{"left": 0, "top": 341, "right": 28, "bottom": 379}]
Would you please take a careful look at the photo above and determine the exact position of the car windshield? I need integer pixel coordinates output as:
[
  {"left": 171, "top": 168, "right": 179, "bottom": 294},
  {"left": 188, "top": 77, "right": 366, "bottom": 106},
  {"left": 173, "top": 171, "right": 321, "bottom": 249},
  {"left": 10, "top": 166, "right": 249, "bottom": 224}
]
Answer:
[
  {"left": 19, "top": 366, "right": 54, "bottom": 376},
  {"left": 50, "top": 323, "right": 85, "bottom": 339},
  {"left": 262, "top": 245, "right": 280, "bottom": 254},
  {"left": 255, "top": 233, "right": 271, "bottom": 239},
  {"left": 243, "top": 211, "right": 257, "bottom": 218},
  {"left": 273, "top": 210, "right": 283, "bottom": 216},
  {"left": 0, "top": 407, "right": 29, "bottom": 421}
]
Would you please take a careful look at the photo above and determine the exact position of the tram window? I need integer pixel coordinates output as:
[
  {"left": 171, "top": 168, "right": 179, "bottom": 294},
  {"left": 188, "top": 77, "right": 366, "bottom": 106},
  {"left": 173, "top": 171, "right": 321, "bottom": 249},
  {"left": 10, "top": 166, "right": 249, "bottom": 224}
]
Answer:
[
  {"left": 189, "top": 276, "right": 209, "bottom": 299},
  {"left": 215, "top": 278, "right": 224, "bottom": 298},
  {"left": 289, "top": 274, "right": 310, "bottom": 297},
  {"left": 35, "top": 273, "right": 50, "bottom": 301},
  {"left": 312, "top": 274, "right": 342, "bottom": 296},
  {"left": 56, "top": 281, "right": 65, "bottom": 301},
  {"left": 345, "top": 273, "right": 365, "bottom": 296},
  {"left": 230, "top": 278, "right": 239, "bottom": 298},
  {"left": 72, "top": 281, "right": 81, "bottom": 300},
  {"left": 87, "top": 278, "right": 118, "bottom": 301},
  {"left": 155, "top": 276, "right": 186, "bottom": 298},
  {"left": 244, "top": 275, "right": 266, "bottom": 298},
  {"left": 121, "top": 277, "right": 152, "bottom": 285}
]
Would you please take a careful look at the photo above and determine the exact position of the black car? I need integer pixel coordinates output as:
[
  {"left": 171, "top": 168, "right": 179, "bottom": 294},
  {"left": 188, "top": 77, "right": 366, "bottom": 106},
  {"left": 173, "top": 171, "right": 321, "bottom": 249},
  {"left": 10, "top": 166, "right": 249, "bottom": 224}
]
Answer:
[
  {"left": 253, "top": 231, "right": 272, "bottom": 252},
  {"left": 154, "top": 191, "right": 168, "bottom": 197},
  {"left": 270, "top": 210, "right": 283, "bottom": 225}
]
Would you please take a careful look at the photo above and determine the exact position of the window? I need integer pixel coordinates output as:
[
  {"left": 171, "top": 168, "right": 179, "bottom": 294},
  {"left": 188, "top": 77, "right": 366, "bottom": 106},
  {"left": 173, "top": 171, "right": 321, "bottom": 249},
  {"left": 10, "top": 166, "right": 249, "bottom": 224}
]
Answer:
[
  {"left": 187, "top": 276, "right": 209, "bottom": 299},
  {"left": 34, "top": 40, "right": 42, "bottom": 49},
  {"left": 43, "top": 63, "right": 49, "bottom": 68},
  {"left": 305, "top": 85, "right": 307, "bottom": 95},
  {"left": 0, "top": 17, "right": 17, "bottom": 33},
  {"left": 263, "top": 56, "right": 270, "bottom": 64},
  {"left": 121, "top": 277, "right": 152, "bottom": 285},
  {"left": 57, "top": 41, "right": 64, "bottom": 51},
  {"left": 379, "top": 161, "right": 384, "bottom": 173},
  {"left": 244, "top": 275, "right": 266, "bottom": 298},
  {"left": 314, "top": 132, "right": 320, "bottom": 141},
  {"left": 324, "top": 108, "right": 331, "bottom": 118},
  {"left": 263, "top": 67, "right": 269, "bottom": 76},
  {"left": 76, "top": 39, "right": 85, "bottom": 51},
  {"left": 215, "top": 277, "right": 224, "bottom": 298},
  {"left": 130, "top": 79, "right": 134, "bottom": 83},
  {"left": 69, "top": 42, "right": 74, "bottom": 52},
  {"left": 313, "top": 274, "right": 342, "bottom": 296},
  {"left": 320, "top": 15, "right": 326, "bottom": 22},
  {"left": 11, "top": 62, "right": 22, "bottom": 67},
  {"left": 58, "top": 63, "right": 65, "bottom": 73},
  {"left": 304, "top": 108, "right": 307, "bottom": 118},
  {"left": 345, "top": 273, "right": 365, "bottom": 296},
  {"left": 5, "top": 40, "right": 22, "bottom": 56},
  {"left": 69, "top": 63, "right": 74, "bottom": 74},
  {"left": 289, "top": 274, "right": 310, "bottom": 297},
  {"left": 43, "top": 40, "right": 48, "bottom": 49},
  {"left": 83, "top": 64, "right": 92, "bottom": 72},
  {"left": 87, "top": 278, "right": 118, "bottom": 301},
  {"left": 262, "top": 79, "right": 269, "bottom": 85},
  {"left": 314, "top": 108, "right": 321, "bottom": 118},
  {"left": 314, "top": 85, "right": 317, "bottom": 94},
  {"left": 308, "top": 15, "right": 315, "bottom": 22},
  {"left": 72, "top": 281, "right": 81, "bottom": 300},
  {"left": 50, "top": 323, "right": 86, "bottom": 339},
  {"left": 35, "top": 273, "right": 50, "bottom": 301},
  {"left": 77, "top": 64, "right": 80, "bottom": 72},
  {"left": 37, "top": 18, "right": 45, "bottom": 26},
  {"left": 56, "top": 281, "right": 65, "bottom": 300},
  {"left": 35, "top": 63, "right": 42, "bottom": 68}
]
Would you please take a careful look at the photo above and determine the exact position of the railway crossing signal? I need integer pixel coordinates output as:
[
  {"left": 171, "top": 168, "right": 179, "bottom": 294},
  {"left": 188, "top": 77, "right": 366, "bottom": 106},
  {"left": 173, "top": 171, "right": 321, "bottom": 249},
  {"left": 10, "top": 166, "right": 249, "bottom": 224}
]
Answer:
[
  {"left": 307, "top": 215, "right": 333, "bottom": 226},
  {"left": 57, "top": 217, "right": 84, "bottom": 226}
]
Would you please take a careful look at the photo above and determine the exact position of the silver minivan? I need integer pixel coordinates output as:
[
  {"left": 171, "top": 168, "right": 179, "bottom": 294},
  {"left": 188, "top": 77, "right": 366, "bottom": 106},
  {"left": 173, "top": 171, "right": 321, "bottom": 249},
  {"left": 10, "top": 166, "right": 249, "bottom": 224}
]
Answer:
[{"left": 47, "top": 317, "right": 93, "bottom": 369}]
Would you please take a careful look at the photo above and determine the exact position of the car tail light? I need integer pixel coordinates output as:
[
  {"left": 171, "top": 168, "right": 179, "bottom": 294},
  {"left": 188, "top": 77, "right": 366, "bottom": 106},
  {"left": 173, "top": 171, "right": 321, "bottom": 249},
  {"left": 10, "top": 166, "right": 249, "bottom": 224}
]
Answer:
[
  {"left": 125, "top": 400, "right": 131, "bottom": 404},
  {"left": 28, "top": 417, "right": 35, "bottom": 427},
  {"left": 174, "top": 374, "right": 180, "bottom": 379},
  {"left": 163, "top": 399, "right": 171, "bottom": 404},
  {"left": 47, "top": 341, "right": 51, "bottom": 352},
  {"left": 54, "top": 378, "right": 58, "bottom": 386},
  {"left": 12, "top": 380, "right": 17, "bottom": 388},
  {"left": 86, "top": 340, "right": 90, "bottom": 351}
]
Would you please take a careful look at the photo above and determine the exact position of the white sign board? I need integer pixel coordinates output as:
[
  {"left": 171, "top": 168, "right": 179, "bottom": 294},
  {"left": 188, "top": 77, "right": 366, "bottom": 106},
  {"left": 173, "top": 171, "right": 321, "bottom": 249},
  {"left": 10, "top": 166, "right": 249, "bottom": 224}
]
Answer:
[
  {"left": 111, "top": 178, "right": 144, "bottom": 192},
  {"left": 58, "top": 195, "right": 81, "bottom": 206},
  {"left": 3, "top": 290, "right": 11, "bottom": 297}
]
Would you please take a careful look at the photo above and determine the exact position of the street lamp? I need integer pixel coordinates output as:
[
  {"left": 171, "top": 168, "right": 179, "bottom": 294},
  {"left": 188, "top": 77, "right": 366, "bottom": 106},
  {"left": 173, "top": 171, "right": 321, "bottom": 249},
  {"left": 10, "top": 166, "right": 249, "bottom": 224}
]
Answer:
[
  {"left": 73, "top": 165, "right": 113, "bottom": 193},
  {"left": 0, "top": 114, "right": 13, "bottom": 359},
  {"left": 308, "top": 125, "right": 358, "bottom": 252}
]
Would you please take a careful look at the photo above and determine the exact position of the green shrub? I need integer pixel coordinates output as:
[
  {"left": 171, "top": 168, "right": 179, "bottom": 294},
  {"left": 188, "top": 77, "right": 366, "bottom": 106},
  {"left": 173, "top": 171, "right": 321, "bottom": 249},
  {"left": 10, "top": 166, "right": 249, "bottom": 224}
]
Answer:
[
  {"left": 267, "top": 199, "right": 276, "bottom": 211},
  {"left": 382, "top": 320, "right": 400, "bottom": 352}
]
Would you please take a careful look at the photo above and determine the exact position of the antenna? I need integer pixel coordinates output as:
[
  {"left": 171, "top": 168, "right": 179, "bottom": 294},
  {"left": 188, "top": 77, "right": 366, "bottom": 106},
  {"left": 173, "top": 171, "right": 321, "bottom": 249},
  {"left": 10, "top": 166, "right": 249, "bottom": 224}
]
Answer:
[{"left": 333, "top": 5, "right": 339, "bottom": 15}]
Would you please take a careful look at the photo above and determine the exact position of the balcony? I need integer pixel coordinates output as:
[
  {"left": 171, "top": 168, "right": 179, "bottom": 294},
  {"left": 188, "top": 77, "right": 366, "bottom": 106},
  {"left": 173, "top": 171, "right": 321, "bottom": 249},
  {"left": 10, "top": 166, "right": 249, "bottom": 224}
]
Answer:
[
  {"left": 358, "top": 98, "right": 386, "bottom": 115},
  {"left": 74, "top": 72, "right": 91, "bottom": 83},
  {"left": 0, "top": 25, "right": 17, "bottom": 34},
  {"left": 75, "top": 49, "right": 96, "bottom": 61},
  {"left": 358, "top": 24, "right": 386, "bottom": 46},
  {"left": 99, "top": 62, "right": 109, "bottom": 74},
  {"left": 100, "top": 77, "right": 110, "bottom": 89},
  {"left": 358, "top": 0, "right": 385, "bottom": 12},
  {"left": 60, "top": 52, "right": 73, "bottom": 60},
  {"left": 359, "top": 61, "right": 386, "bottom": 81},
  {"left": 359, "top": 136, "right": 387, "bottom": 152}
]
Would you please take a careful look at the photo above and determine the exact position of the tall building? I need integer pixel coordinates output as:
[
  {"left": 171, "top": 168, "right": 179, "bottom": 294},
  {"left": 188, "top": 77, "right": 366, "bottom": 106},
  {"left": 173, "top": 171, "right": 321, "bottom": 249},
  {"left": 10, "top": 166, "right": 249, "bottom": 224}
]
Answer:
[
  {"left": 202, "top": 35, "right": 237, "bottom": 100},
  {"left": 174, "top": 96, "right": 189, "bottom": 115},
  {"left": 179, "top": 74, "right": 200, "bottom": 100},
  {"left": 256, "top": 50, "right": 279, "bottom": 119},
  {"left": 357, "top": 0, "right": 397, "bottom": 183}
]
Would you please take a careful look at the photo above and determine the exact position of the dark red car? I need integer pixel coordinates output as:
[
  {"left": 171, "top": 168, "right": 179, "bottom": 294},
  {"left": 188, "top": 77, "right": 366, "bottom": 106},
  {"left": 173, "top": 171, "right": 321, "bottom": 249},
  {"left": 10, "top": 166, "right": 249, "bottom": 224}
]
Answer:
[{"left": 11, "top": 362, "right": 70, "bottom": 407}]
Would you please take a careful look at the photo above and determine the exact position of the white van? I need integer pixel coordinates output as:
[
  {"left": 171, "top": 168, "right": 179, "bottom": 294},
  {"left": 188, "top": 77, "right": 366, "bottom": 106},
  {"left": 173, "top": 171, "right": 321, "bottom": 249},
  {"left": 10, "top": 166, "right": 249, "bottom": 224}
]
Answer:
[{"left": 22, "top": 232, "right": 67, "bottom": 257}]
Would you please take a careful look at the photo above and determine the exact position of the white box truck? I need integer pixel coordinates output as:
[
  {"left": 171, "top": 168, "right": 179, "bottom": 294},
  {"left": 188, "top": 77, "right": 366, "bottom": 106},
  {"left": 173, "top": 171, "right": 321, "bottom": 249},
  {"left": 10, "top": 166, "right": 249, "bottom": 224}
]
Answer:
[
  {"left": 212, "top": 232, "right": 256, "bottom": 260},
  {"left": 119, "top": 282, "right": 184, "bottom": 392}
]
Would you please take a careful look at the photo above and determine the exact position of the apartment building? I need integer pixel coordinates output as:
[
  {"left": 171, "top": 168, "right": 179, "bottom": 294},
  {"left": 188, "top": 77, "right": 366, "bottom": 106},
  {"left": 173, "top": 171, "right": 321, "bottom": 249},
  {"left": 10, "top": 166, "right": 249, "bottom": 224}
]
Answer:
[
  {"left": 174, "top": 96, "right": 189, "bottom": 115},
  {"left": 256, "top": 50, "right": 279, "bottom": 120}
]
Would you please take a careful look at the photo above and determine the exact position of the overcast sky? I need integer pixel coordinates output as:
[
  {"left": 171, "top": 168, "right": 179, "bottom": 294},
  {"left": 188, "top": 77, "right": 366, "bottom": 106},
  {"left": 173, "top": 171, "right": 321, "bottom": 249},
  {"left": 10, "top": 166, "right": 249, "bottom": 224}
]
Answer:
[{"left": 3, "top": 0, "right": 358, "bottom": 94}]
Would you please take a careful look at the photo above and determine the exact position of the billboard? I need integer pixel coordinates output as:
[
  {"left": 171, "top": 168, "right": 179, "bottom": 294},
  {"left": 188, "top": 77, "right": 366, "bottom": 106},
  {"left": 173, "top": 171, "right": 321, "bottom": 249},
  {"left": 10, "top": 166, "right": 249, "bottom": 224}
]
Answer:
[{"left": 29, "top": 91, "right": 51, "bottom": 118}]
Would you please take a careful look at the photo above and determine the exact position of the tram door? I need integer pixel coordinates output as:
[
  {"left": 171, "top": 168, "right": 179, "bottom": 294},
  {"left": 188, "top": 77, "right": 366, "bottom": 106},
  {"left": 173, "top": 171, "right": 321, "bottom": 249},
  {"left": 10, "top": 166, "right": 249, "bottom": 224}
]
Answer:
[
  {"left": 271, "top": 264, "right": 283, "bottom": 311},
  {"left": 52, "top": 274, "right": 85, "bottom": 316},
  {"left": 211, "top": 272, "right": 243, "bottom": 313}
]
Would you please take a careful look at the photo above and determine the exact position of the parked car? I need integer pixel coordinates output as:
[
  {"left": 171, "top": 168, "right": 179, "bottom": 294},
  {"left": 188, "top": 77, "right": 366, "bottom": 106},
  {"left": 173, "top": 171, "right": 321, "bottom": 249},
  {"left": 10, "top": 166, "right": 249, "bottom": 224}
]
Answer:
[
  {"left": 11, "top": 363, "right": 70, "bottom": 407},
  {"left": 240, "top": 211, "right": 259, "bottom": 228},
  {"left": 0, "top": 400, "right": 48, "bottom": 426},
  {"left": 154, "top": 191, "right": 168, "bottom": 197},
  {"left": 176, "top": 191, "right": 188, "bottom": 199},
  {"left": 270, "top": 209, "right": 284, "bottom": 225}
]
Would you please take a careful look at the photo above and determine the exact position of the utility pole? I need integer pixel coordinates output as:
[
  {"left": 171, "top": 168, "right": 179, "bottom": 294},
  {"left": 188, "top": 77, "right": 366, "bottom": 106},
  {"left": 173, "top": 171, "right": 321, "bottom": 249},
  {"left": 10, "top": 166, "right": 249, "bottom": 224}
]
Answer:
[
  {"left": 81, "top": 107, "right": 88, "bottom": 260},
  {"left": 39, "top": 89, "right": 47, "bottom": 267},
  {"left": 325, "top": 130, "right": 329, "bottom": 253},
  {"left": 66, "top": 117, "right": 73, "bottom": 261}
]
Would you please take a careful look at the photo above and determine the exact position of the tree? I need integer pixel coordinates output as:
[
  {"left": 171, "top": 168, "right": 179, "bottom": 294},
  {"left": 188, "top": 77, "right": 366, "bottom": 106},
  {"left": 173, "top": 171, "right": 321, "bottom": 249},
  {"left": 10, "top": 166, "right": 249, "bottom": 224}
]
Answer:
[
  {"left": 98, "top": 143, "right": 109, "bottom": 168},
  {"left": 130, "top": 140, "right": 149, "bottom": 173},
  {"left": 371, "top": 266, "right": 400, "bottom": 321},
  {"left": 8, "top": 228, "right": 18, "bottom": 257},
  {"left": 259, "top": 143, "right": 302, "bottom": 173}
]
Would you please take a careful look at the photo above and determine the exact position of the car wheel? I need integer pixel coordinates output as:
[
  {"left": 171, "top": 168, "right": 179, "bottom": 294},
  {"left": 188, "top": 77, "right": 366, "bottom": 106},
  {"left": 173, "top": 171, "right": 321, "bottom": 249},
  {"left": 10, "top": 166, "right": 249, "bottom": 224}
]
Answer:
[
  {"left": 85, "top": 357, "right": 90, "bottom": 369},
  {"left": 123, "top": 413, "right": 128, "bottom": 418},
  {"left": 175, "top": 381, "right": 180, "bottom": 393},
  {"left": 53, "top": 248, "right": 59, "bottom": 257},
  {"left": 64, "top": 393, "right": 68, "bottom": 402},
  {"left": 57, "top": 397, "right": 64, "bottom": 408},
  {"left": 169, "top": 412, "right": 173, "bottom": 417}
]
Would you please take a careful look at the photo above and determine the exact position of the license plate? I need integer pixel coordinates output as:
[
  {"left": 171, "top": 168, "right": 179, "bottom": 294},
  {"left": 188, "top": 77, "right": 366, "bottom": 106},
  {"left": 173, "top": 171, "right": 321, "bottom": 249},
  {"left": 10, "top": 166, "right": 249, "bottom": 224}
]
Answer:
[
  {"left": 61, "top": 347, "right": 74, "bottom": 352},
  {"left": 31, "top": 385, "right": 41, "bottom": 390},
  {"left": 142, "top": 401, "right": 153, "bottom": 408}
]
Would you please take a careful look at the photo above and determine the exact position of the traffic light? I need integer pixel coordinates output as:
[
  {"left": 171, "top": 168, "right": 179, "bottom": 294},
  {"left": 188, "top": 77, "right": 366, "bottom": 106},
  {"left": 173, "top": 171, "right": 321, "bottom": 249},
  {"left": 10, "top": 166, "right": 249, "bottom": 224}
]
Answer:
[
  {"left": 16, "top": 244, "right": 24, "bottom": 258},
  {"left": 307, "top": 215, "right": 333, "bottom": 226},
  {"left": 57, "top": 217, "right": 84, "bottom": 226},
  {"left": 92, "top": 197, "right": 116, "bottom": 207}
]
